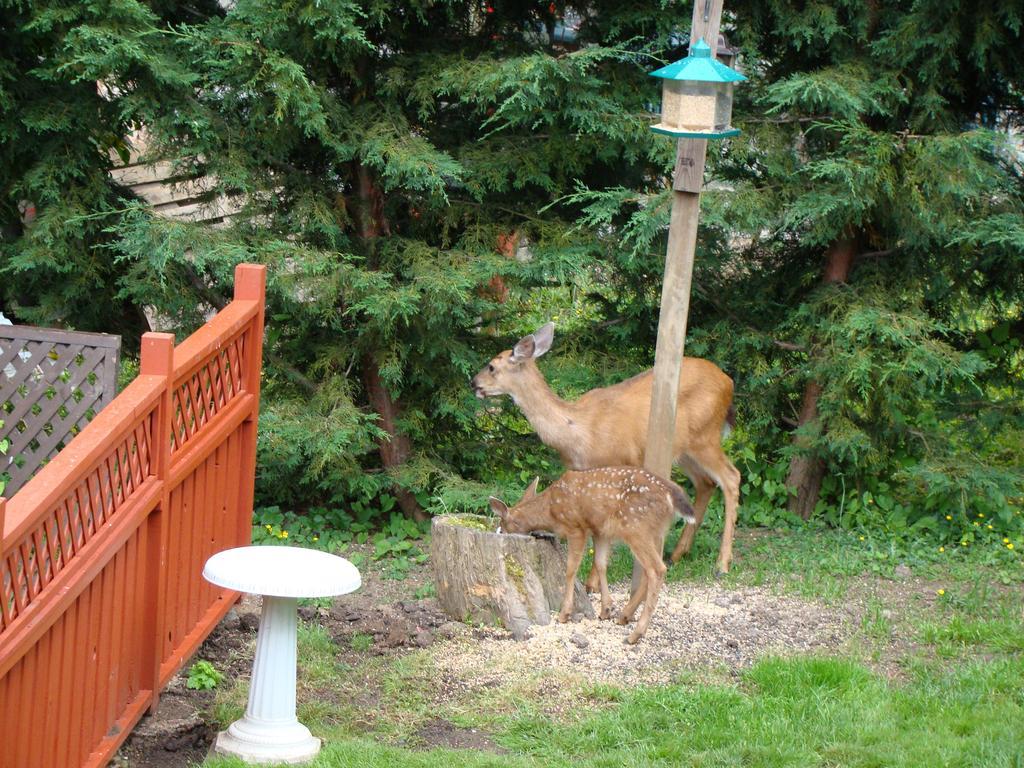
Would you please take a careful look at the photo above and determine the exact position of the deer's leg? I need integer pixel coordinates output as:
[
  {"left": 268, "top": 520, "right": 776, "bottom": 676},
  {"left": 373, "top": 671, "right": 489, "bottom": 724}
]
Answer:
[
  {"left": 593, "top": 536, "right": 613, "bottom": 620},
  {"left": 559, "top": 532, "right": 587, "bottom": 623},
  {"left": 670, "top": 474, "right": 716, "bottom": 563},
  {"left": 715, "top": 460, "right": 741, "bottom": 575},
  {"left": 688, "top": 448, "right": 742, "bottom": 575},
  {"left": 627, "top": 538, "right": 668, "bottom": 644}
]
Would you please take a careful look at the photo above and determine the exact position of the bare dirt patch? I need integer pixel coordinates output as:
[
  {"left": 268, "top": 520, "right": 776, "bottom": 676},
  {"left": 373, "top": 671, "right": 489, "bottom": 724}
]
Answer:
[
  {"left": 110, "top": 606, "right": 257, "bottom": 768},
  {"left": 411, "top": 719, "right": 506, "bottom": 753},
  {"left": 433, "top": 581, "right": 853, "bottom": 690}
]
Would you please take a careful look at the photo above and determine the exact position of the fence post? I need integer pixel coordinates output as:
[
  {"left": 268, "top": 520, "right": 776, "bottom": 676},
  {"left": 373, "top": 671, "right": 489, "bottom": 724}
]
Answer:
[
  {"left": 0, "top": 496, "right": 5, "bottom": 561},
  {"left": 233, "top": 265, "right": 267, "bottom": 545},
  {"left": 139, "top": 332, "right": 175, "bottom": 713}
]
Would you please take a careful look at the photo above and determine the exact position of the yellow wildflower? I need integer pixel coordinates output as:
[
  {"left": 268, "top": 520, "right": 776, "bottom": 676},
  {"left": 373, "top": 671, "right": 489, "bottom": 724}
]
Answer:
[
  {"left": 938, "top": 547, "right": 944, "bottom": 553},
  {"left": 282, "top": 531, "right": 289, "bottom": 538},
  {"left": 312, "top": 536, "right": 319, "bottom": 542},
  {"left": 859, "top": 536, "right": 865, "bottom": 541},
  {"left": 937, "top": 589, "right": 945, "bottom": 596},
  {"left": 978, "top": 513, "right": 985, "bottom": 518},
  {"left": 945, "top": 515, "right": 952, "bottom": 521},
  {"left": 1008, "top": 543, "right": 1015, "bottom": 550},
  {"left": 1004, "top": 538, "right": 1010, "bottom": 544}
]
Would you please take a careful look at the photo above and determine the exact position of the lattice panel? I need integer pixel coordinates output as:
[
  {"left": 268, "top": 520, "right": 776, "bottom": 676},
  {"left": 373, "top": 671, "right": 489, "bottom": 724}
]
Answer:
[
  {"left": 1, "top": 326, "right": 120, "bottom": 496},
  {"left": 170, "top": 329, "right": 246, "bottom": 454},
  {"left": 0, "top": 414, "right": 153, "bottom": 633}
]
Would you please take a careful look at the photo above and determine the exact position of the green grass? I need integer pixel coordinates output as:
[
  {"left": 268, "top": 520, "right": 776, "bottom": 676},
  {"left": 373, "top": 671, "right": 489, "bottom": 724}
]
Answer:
[
  {"left": 204, "top": 526, "right": 1024, "bottom": 768},
  {"left": 502, "top": 656, "right": 1024, "bottom": 767},
  {"left": 205, "top": 741, "right": 520, "bottom": 768},
  {"left": 919, "top": 614, "right": 1024, "bottom": 657},
  {"left": 204, "top": 655, "right": 1024, "bottom": 768}
]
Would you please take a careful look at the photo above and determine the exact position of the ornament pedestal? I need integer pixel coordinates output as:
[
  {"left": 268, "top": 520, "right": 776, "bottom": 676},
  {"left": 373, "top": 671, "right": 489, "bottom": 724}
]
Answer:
[{"left": 203, "top": 546, "right": 361, "bottom": 765}]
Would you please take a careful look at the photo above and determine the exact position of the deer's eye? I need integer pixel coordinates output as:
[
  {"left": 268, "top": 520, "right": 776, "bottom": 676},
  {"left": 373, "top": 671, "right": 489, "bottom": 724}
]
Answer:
[{"left": 488, "top": 364, "right": 495, "bottom": 373}]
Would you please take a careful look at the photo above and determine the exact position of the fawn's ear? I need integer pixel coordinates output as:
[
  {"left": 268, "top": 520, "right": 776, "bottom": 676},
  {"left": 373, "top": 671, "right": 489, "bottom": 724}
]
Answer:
[
  {"left": 523, "top": 476, "right": 540, "bottom": 501},
  {"left": 488, "top": 496, "right": 509, "bottom": 518}
]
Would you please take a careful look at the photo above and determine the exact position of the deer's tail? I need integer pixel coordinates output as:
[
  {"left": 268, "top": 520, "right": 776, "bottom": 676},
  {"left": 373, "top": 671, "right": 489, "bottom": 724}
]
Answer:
[
  {"left": 666, "top": 482, "right": 697, "bottom": 525},
  {"left": 722, "top": 402, "right": 736, "bottom": 438}
]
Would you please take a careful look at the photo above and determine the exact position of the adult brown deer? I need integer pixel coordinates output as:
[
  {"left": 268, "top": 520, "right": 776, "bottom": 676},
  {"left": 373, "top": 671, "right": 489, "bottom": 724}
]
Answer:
[
  {"left": 472, "top": 322, "right": 741, "bottom": 575},
  {"left": 489, "top": 467, "right": 696, "bottom": 644}
]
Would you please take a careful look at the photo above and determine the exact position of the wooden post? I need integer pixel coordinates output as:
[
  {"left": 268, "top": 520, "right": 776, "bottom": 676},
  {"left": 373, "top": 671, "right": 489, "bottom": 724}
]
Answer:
[
  {"left": 233, "top": 264, "right": 267, "bottom": 545},
  {"left": 140, "top": 332, "right": 174, "bottom": 714},
  {"left": 636, "top": 0, "right": 726, "bottom": 590}
]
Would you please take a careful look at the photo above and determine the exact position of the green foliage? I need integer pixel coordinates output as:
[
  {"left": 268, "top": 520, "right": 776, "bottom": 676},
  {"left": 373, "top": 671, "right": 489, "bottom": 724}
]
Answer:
[
  {"left": 0, "top": 418, "right": 9, "bottom": 495},
  {"left": 2, "top": 0, "right": 1022, "bottom": 548},
  {"left": 0, "top": 423, "right": 8, "bottom": 495},
  {"left": 186, "top": 660, "right": 224, "bottom": 691}
]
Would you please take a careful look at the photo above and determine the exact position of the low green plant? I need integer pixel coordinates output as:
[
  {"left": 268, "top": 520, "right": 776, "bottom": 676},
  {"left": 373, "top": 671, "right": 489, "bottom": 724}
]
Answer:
[
  {"left": 371, "top": 513, "right": 430, "bottom": 580},
  {"left": 252, "top": 505, "right": 352, "bottom": 552},
  {"left": 413, "top": 583, "right": 436, "bottom": 600},
  {"left": 187, "top": 660, "right": 224, "bottom": 691},
  {"left": 252, "top": 505, "right": 428, "bottom": 580},
  {"left": 350, "top": 632, "right": 373, "bottom": 652}
]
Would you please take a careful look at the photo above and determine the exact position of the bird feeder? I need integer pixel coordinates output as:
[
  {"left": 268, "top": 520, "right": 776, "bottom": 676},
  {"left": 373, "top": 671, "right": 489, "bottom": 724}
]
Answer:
[{"left": 649, "top": 38, "right": 746, "bottom": 139}]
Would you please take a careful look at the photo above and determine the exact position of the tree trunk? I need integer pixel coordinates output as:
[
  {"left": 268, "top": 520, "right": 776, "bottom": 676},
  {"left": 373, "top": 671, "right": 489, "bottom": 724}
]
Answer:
[
  {"left": 785, "top": 234, "right": 859, "bottom": 519},
  {"left": 430, "top": 514, "right": 594, "bottom": 639},
  {"left": 785, "top": 380, "right": 825, "bottom": 519},
  {"left": 361, "top": 352, "right": 426, "bottom": 523},
  {"left": 352, "top": 160, "right": 425, "bottom": 521}
]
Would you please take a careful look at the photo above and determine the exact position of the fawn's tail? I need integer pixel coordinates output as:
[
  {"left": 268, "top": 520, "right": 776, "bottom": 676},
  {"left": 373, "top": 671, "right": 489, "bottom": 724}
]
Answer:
[{"left": 666, "top": 482, "right": 697, "bottom": 525}]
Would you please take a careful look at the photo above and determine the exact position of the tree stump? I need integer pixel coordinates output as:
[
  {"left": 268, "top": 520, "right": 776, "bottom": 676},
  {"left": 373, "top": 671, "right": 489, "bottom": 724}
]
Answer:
[{"left": 430, "top": 514, "right": 594, "bottom": 639}]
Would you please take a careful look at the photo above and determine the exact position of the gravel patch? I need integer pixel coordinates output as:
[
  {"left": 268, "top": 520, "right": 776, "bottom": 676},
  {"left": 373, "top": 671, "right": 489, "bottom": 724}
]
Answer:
[{"left": 434, "top": 581, "right": 853, "bottom": 687}]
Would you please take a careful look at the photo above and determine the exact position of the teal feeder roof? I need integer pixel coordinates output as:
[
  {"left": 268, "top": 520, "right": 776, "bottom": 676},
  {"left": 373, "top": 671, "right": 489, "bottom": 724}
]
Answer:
[
  {"left": 649, "top": 38, "right": 747, "bottom": 84},
  {"left": 650, "top": 125, "right": 741, "bottom": 140}
]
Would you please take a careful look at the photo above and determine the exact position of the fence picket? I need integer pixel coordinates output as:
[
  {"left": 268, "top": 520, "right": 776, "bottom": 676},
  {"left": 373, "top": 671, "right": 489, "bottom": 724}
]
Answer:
[{"left": 0, "top": 264, "right": 266, "bottom": 768}]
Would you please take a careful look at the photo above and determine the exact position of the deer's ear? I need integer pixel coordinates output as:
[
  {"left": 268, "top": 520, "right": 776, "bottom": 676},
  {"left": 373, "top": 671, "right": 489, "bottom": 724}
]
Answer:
[
  {"left": 531, "top": 323, "right": 554, "bottom": 358},
  {"left": 523, "top": 477, "right": 540, "bottom": 501},
  {"left": 511, "top": 333, "right": 535, "bottom": 362},
  {"left": 511, "top": 322, "right": 554, "bottom": 361},
  {"left": 488, "top": 496, "right": 509, "bottom": 518}
]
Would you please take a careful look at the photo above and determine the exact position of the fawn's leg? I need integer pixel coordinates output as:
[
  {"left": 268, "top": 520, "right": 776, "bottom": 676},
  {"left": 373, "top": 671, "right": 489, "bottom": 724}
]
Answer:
[
  {"left": 670, "top": 474, "right": 715, "bottom": 562},
  {"left": 584, "top": 535, "right": 600, "bottom": 593},
  {"left": 627, "top": 539, "right": 668, "bottom": 644},
  {"left": 559, "top": 532, "right": 587, "bottom": 622},
  {"left": 593, "top": 536, "right": 613, "bottom": 620},
  {"left": 616, "top": 570, "right": 647, "bottom": 625}
]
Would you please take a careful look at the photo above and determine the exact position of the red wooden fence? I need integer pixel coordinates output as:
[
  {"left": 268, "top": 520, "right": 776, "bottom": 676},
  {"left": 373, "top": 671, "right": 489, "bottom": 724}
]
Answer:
[{"left": 0, "top": 264, "right": 266, "bottom": 768}]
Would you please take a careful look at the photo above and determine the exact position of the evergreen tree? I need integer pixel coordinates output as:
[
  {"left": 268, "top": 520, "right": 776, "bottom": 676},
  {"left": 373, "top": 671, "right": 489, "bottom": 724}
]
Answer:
[{"left": 2, "top": 0, "right": 1021, "bottom": 540}]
